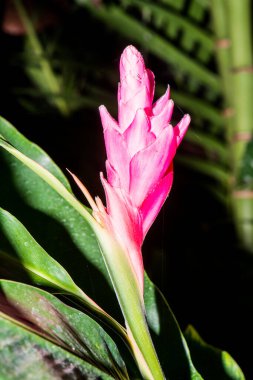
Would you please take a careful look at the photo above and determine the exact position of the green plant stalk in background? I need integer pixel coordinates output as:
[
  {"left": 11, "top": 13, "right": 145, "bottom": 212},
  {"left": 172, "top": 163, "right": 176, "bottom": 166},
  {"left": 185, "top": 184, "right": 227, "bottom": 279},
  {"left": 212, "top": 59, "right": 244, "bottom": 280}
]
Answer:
[
  {"left": 211, "top": 0, "right": 253, "bottom": 252},
  {"left": 13, "top": 0, "right": 70, "bottom": 116}
]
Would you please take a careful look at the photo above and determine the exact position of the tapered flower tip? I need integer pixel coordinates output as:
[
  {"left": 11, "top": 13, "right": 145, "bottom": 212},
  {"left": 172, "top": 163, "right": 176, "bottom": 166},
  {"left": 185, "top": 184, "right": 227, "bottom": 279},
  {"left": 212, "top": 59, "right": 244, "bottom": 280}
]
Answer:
[
  {"left": 175, "top": 114, "right": 191, "bottom": 146},
  {"left": 118, "top": 45, "right": 154, "bottom": 130},
  {"left": 119, "top": 45, "right": 154, "bottom": 103},
  {"left": 99, "top": 105, "right": 119, "bottom": 132},
  {"left": 120, "top": 45, "right": 145, "bottom": 85}
]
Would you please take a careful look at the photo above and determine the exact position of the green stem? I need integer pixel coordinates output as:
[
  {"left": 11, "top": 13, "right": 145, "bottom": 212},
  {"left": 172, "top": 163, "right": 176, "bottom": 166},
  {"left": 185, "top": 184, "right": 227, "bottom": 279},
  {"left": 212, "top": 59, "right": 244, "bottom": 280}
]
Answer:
[
  {"left": 210, "top": 0, "right": 234, "bottom": 150},
  {"left": 211, "top": 0, "right": 253, "bottom": 252},
  {"left": 211, "top": 0, "right": 232, "bottom": 107},
  {"left": 13, "top": 0, "right": 69, "bottom": 116},
  {"left": 93, "top": 226, "right": 165, "bottom": 380},
  {"left": 226, "top": 0, "right": 253, "bottom": 167},
  {"left": 226, "top": 0, "right": 253, "bottom": 252}
]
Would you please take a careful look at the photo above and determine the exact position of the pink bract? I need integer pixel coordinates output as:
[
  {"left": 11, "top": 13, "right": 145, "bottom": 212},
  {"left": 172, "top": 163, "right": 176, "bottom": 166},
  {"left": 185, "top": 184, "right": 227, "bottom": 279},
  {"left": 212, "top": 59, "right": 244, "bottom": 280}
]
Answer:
[{"left": 99, "top": 45, "right": 190, "bottom": 292}]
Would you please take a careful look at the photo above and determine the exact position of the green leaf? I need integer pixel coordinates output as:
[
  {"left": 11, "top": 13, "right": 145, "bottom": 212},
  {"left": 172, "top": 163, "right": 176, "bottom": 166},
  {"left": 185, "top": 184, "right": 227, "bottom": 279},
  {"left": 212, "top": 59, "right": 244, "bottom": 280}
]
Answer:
[
  {"left": 185, "top": 325, "right": 245, "bottom": 380},
  {"left": 0, "top": 197, "right": 127, "bottom": 340},
  {"left": 0, "top": 207, "right": 119, "bottom": 330},
  {"left": 170, "top": 90, "right": 224, "bottom": 130},
  {"left": 0, "top": 116, "right": 118, "bottom": 317},
  {"left": 0, "top": 208, "right": 85, "bottom": 296},
  {"left": 144, "top": 274, "right": 203, "bottom": 380},
  {"left": 157, "top": 0, "right": 186, "bottom": 11},
  {"left": 187, "top": 0, "right": 209, "bottom": 22},
  {"left": 125, "top": 0, "right": 214, "bottom": 64},
  {"left": 177, "top": 155, "right": 230, "bottom": 188},
  {"left": 82, "top": 4, "right": 221, "bottom": 94},
  {"left": 13, "top": 0, "right": 70, "bottom": 116},
  {"left": 185, "top": 130, "right": 228, "bottom": 165},
  {"left": 0, "top": 280, "right": 129, "bottom": 380}
]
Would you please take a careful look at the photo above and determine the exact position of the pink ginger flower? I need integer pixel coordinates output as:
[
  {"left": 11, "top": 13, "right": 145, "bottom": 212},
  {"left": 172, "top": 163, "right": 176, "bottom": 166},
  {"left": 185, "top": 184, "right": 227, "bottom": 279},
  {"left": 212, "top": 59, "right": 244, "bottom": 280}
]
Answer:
[{"left": 97, "top": 45, "right": 190, "bottom": 294}]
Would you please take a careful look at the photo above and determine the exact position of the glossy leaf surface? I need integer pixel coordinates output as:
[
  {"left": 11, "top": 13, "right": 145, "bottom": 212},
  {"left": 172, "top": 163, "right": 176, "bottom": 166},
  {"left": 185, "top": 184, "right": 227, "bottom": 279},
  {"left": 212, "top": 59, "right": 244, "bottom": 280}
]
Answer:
[
  {"left": 0, "top": 208, "right": 86, "bottom": 297},
  {"left": 0, "top": 280, "right": 129, "bottom": 380},
  {"left": 144, "top": 275, "right": 203, "bottom": 380},
  {"left": 185, "top": 325, "right": 245, "bottom": 380},
  {"left": 0, "top": 116, "right": 117, "bottom": 317}
]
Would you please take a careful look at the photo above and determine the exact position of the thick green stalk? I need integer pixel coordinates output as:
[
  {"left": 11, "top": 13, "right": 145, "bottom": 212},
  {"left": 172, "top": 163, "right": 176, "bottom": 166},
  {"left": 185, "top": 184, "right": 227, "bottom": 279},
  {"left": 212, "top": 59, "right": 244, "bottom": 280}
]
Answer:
[
  {"left": 211, "top": 0, "right": 232, "bottom": 107},
  {"left": 226, "top": 0, "right": 253, "bottom": 252},
  {"left": 226, "top": 0, "right": 253, "bottom": 166},
  {"left": 93, "top": 226, "right": 165, "bottom": 380},
  {"left": 210, "top": 0, "right": 234, "bottom": 208},
  {"left": 211, "top": 0, "right": 253, "bottom": 251}
]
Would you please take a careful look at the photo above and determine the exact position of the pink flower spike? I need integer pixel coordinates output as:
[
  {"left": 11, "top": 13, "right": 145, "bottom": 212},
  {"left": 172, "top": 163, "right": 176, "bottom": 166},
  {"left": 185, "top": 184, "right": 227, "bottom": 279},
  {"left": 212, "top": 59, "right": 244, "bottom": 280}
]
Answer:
[
  {"left": 98, "top": 45, "right": 190, "bottom": 293},
  {"left": 93, "top": 45, "right": 192, "bottom": 379}
]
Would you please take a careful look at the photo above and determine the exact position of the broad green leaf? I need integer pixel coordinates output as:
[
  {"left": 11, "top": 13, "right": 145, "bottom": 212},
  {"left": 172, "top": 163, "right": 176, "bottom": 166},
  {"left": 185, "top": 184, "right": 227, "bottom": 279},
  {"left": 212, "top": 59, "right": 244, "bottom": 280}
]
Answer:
[
  {"left": 0, "top": 207, "right": 128, "bottom": 341},
  {"left": 0, "top": 116, "right": 119, "bottom": 318},
  {"left": 0, "top": 138, "right": 94, "bottom": 226},
  {"left": 0, "top": 208, "right": 86, "bottom": 297},
  {"left": 0, "top": 208, "right": 116, "bottom": 321},
  {"left": 0, "top": 280, "right": 129, "bottom": 380},
  {"left": 144, "top": 274, "right": 203, "bottom": 380},
  {"left": 185, "top": 325, "right": 245, "bottom": 380}
]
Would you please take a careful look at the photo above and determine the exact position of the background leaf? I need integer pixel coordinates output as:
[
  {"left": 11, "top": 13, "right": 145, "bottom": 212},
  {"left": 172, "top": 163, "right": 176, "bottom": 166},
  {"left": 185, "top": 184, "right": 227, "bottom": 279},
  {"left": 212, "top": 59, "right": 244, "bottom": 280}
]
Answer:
[
  {"left": 82, "top": 3, "right": 220, "bottom": 95},
  {"left": 144, "top": 275, "right": 203, "bottom": 380},
  {"left": 184, "top": 325, "right": 245, "bottom": 380}
]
